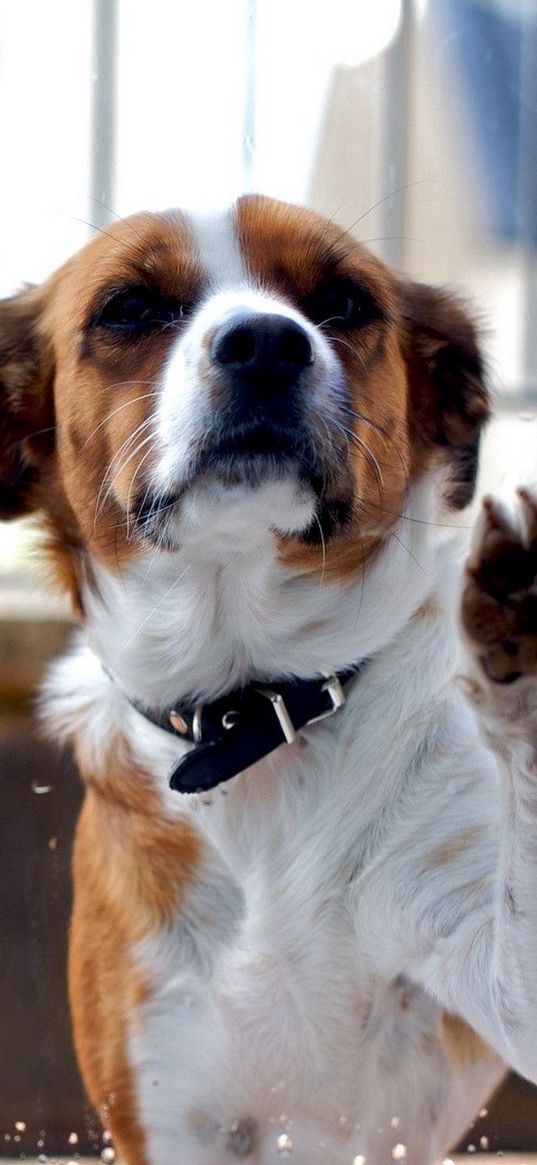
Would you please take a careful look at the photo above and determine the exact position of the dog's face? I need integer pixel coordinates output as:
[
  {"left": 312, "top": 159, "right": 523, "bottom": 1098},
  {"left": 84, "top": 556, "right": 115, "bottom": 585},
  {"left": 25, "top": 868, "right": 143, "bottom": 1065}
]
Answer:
[{"left": 0, "top": 196, "right": 489, "bottom": 608}]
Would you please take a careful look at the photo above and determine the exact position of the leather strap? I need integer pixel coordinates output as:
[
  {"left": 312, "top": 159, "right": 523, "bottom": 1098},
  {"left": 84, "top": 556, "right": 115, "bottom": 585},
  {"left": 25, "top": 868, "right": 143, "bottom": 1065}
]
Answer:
[{"left": 128, "top": 666, "right": 364, "bottom": 794}]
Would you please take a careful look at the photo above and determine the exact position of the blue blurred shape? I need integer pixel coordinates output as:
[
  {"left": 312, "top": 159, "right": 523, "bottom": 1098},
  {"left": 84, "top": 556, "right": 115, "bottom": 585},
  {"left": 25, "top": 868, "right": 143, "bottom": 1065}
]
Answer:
[{"left": 431, "top": 0, "right": 537, "bottom": 242}]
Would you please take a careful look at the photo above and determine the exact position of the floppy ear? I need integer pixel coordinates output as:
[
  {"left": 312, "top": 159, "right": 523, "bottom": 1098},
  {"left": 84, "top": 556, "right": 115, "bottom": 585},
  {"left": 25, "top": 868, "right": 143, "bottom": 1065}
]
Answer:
[
  {"left": 400, "top": 282, "right": 490, "bottom": 508},
  {"left": 0, "top": 286, "right": 55, "bottom": 518}
]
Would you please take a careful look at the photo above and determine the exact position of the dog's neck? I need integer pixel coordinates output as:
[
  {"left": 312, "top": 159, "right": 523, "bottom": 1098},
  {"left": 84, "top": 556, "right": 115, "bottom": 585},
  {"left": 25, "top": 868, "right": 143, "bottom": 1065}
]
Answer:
[
  {"left": 44, "top": 474, "right": 467, "bottom": 807},
  {"left": 81, "top": 475, "right": 462, "bottom": 713}
]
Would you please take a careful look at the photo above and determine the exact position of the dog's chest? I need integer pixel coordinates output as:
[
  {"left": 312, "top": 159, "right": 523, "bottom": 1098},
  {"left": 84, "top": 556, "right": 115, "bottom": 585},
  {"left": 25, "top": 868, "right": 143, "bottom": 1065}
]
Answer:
[
  {"left": 135, "top": 761, "right": 501, "bottom": 1165},
  {"left": 214, "top": 857, "right": 433, "bottom": 1105},
  {"left": 131, "top": 714, "right": 502, "bottom": 1165}
]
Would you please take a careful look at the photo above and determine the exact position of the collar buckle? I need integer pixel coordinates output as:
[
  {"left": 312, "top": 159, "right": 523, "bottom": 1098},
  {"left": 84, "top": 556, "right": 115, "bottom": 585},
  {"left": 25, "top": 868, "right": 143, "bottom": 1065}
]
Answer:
[
  {"left": 307, "top": 673, "right": 346, "bottom": 725},
  {"left": 255, "top": 688, "right": 297, "bottom": 743},
  {"left": 255, "top": 672, "right": 346, "bottom": 746}
]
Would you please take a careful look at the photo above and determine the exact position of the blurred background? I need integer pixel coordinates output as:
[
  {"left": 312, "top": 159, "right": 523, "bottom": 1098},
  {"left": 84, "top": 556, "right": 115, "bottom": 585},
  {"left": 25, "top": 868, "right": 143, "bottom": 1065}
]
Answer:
[{"left": 0, "top": 0, "right": 536, "bottom": 1158}]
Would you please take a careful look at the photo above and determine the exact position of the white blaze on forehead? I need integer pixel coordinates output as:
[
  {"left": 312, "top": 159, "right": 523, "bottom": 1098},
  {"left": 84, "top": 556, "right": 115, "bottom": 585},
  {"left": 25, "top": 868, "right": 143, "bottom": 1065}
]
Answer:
[
  {"left": 154, "top": 204, "right": 335, "bottom": 536},
  {"left": 188, "top": 207, "right": 248, "bottom": 291}
]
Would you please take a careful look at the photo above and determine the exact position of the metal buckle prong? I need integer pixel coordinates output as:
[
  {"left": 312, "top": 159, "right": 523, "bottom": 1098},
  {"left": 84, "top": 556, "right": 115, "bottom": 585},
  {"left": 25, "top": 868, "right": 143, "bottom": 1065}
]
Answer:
[
  {"left": 255, "top": 688, "right": 297, "bottom": 744},
  {"left": 192, "top": 703, "right": 204, "bottom": 744},
  {"left": 307, "top": 673, "right": 346, "bottom": 726}
]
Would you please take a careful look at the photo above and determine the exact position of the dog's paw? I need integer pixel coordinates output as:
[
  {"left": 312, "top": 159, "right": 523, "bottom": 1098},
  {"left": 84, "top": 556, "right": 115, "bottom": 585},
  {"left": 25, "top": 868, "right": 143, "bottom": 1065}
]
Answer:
[{"left": 461, "top": 487, "right": 537, "bottom": 687}]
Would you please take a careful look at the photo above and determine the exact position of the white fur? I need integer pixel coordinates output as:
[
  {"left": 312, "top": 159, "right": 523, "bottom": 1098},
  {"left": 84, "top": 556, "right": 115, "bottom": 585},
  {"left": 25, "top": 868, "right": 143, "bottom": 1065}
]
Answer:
[{"left": 190, "top": 207, "right": 247, "bottom": 289}]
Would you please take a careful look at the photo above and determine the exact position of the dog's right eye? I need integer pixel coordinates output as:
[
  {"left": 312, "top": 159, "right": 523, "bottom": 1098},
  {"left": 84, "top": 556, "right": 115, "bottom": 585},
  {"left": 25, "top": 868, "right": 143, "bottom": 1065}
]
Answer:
[{"left": 91, "top": 286, "right": 186, "bottom": 334}]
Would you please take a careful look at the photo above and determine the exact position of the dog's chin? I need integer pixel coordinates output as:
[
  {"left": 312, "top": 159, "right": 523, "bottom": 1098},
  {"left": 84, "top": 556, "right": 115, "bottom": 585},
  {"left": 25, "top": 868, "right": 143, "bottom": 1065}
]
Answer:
[{"left": 139, "top": 454, "right": 318, "bottom": 550}]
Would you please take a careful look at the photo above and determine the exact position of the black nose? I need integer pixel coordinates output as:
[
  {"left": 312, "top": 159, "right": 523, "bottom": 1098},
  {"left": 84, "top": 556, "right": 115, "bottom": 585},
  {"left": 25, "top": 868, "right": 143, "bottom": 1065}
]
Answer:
[{"left": 211, "top": 314, "right": 313, "bottom": 392}]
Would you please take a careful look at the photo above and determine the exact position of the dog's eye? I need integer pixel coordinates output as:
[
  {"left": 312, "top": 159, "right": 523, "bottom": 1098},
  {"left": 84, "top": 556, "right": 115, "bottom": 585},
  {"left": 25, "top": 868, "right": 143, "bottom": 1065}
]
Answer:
[
  {"left": 303, "top": 277, "right": 381, "bottom": 330},
  {"left": 92, "top": 286, "right": 186, "bottom": 333}
]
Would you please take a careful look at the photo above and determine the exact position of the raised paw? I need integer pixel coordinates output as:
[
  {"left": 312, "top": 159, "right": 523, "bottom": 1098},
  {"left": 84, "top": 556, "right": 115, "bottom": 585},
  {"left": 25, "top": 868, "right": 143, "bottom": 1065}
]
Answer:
[{"left": 461, "top": 487, "right": 537, "bottom": 686}]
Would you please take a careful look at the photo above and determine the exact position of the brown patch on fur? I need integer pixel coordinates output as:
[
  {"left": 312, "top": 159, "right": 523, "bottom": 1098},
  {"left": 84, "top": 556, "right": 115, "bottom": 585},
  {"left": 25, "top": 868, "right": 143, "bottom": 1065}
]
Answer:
[
  {"left": 72, "top": 732, "right": 202, "bottom": 928},
  {"left": 415, "top": 597, "right": 440, "bottom": 620},
  {"left": 280, "top": 329, "right": 412, "bottom": 579},
  {"left": 279, "top": 530, "right": 376, "bottom": 579},
  {"left": 40, "top": 212, "right": 203, "bottom": 573},
  {"left": 401, "top": 282, "right": 490, "bottom": 509},
  {"left": 235, "top": 196, "right": 489, "bottom": 580},
  {"left": 441, "top": 1013, "right": 494, "bottom": 1065},
  {"left": 0, "top": 284, "right": 55, "bottom": 517},
  {"left": 297, "top": 618, "right": 329, "bottom": 637},
  {"left": 69, "top": 735, "right": 202, "bottom": 1162},
  {"left": 235, "top": 197, "right": 413, "bottom": 579},
  {"left": 236, "top": 195, "right": 394, "bottom": 302},
  {"left": 0, "top": 212, "right": 203, "bottom": 597},
  {"left": 428, "top": 827, "right": 483, "bottom": 869},
  {"left": 420, "top": 1031, "right": 435, "bottom": 1054},
  {"left": 461, "top": 876, "right": 491, "bottom": 902}
]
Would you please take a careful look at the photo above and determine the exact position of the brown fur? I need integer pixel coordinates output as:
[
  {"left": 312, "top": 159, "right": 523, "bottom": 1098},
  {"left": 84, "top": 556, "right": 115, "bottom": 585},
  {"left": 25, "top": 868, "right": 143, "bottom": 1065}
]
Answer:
[
  {"left": 235, "top": 197, "right": 489, "bottom": 578},
  {"left": 428, "top": 828, "right": 483, "bottom": 869},
  {"left": 69, "top": 736, "right": 202, "bottom": 1162},
  {"left": 0, "top": 285, "right": 55, "bottom": 516},
  {"left": 441, "top": 1013, "right": 494, "bottom": 1066}
]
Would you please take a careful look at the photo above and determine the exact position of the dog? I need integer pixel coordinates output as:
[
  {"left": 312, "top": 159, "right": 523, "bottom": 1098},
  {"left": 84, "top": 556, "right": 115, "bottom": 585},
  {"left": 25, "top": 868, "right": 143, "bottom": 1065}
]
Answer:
[{"left": 1, "top": 195, "right": 536, "bottom": 1165}]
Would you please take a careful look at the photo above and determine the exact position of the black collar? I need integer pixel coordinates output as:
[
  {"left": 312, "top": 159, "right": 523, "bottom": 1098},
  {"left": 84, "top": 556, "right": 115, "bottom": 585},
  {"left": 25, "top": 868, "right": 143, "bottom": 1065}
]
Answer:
[{"left": 125, "top": 664, "right": 365, "bottom": 795}]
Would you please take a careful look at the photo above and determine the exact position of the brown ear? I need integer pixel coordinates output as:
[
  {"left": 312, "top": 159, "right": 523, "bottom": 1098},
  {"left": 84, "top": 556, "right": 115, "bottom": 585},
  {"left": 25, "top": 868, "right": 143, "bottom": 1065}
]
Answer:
[
  {"left": 400, "top": 282, "right": 490, "bottom": 508},
  {"left": 0, "top": 286, "right": 55, "bottom": 518}
]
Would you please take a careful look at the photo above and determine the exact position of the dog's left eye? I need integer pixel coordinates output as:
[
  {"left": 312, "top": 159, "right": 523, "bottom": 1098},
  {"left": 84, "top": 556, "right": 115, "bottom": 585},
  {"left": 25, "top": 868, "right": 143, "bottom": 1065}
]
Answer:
[
  {"left": 91, "top": 286, "right": 186, "bottom": 333},
  {"left": 303, "top": 277, "right": 381, "bottom": 330}
]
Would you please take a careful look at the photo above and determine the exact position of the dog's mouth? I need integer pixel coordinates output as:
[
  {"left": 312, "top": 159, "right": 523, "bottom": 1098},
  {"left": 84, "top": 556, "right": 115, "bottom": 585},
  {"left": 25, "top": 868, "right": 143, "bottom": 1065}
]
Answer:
[
  {"left": 190, "top": 422, "right": 312, "bottom": 484},
  {"left": 131, "top": 417, "right": 353, "bottom": 544}
]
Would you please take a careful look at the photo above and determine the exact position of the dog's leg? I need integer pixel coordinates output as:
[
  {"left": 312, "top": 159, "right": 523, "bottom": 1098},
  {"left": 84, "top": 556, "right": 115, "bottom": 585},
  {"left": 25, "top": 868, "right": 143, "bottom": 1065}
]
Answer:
[
  {"left": 387, "top": 487, "right": 537, "bottom": 1086},
  {"left": 452, "top": 487, "right": 537, "bottom": 1076},
  {"left": 69, "top": 785, "right": 243, "bottom": 1165}
]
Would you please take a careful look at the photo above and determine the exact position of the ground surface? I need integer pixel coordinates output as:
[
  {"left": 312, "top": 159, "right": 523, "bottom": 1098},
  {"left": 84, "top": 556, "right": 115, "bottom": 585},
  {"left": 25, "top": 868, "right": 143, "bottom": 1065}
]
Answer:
[{"left": 1, "top": 1156, "right": 534, "bottom": 1164}]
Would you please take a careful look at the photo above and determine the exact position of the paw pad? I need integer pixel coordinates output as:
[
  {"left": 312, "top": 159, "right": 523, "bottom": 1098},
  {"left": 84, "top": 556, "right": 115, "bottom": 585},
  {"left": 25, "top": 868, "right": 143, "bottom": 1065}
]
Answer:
[{"left": 461, "top": 488, "right": 537, "bottom": 685}]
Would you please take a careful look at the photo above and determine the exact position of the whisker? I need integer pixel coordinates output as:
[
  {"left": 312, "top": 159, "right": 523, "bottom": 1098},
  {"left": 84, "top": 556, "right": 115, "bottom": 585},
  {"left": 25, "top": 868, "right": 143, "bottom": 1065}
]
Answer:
[
  {"left": 315, "top": 315, "right": 351, "bottom": 330},
  {"left": 313, "top": 513, "right": 327, "bottom": 586},
  {"left": 134, "top": 478, "right": 165, "bottom": 549},
  {"left": 81, "top": 388, "right": 159, "bottom": 451},
  {"left": 93, "top": 424, "right": 151, "bottom": 530},
  {"left": 22, "top": 424, "right": 57, "bottom": 442},
  {"left": 108, "top": 426, "right": 155, "bottom": 493},
  {"left": 125, "top": 444, "right": 157, "bottom": 540},
  {"left": 315, "top": 325, "right": 369, "bottom": 375},
  {"left": 139, "top": 526, "right": 169, "bottom": 587},
  {"left": 129, "top": 489, "right": 185, "bottom": 553},
  {"left": 338, "top": 404, "right": 410, "bottom": 497},
  {"left": 86, "top": 197, "right": 153, "bottom": 247},
  {"left": 332, "top": 419, "right": 384, "bottom": 498},
  {"left": 330, "top": 407, "right": 473, "bottom": 530},
  {"left": 61, "top": 212, "right": 134, "bottom": 246},
  {"left": 390, "top": 529, "right": 427, "bottom": 575},
  {"left": 93, "top": 420, "right": 155, "bottom": 533},
  {"left": 113, "top": 564, "right": 193, "bottom": 660},
  {"left": 333, "top": 180, "right": 431, "bottom": 239},
  {"left": 358, "top": 235, "right": 422, "bottom": 247},
  {"left": 330, "top": 341, "right": 370, "bottom": 382},
  {"left": 364, "top": 498, "right": 473, "bottom": 531}
]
